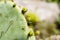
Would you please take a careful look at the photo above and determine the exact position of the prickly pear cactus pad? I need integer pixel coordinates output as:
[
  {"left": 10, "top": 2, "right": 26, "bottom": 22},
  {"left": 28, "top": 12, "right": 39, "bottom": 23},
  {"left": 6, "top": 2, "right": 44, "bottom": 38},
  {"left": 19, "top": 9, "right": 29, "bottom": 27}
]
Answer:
[{"left": 0, "top": 1, "right": 35, "bottom": 40}]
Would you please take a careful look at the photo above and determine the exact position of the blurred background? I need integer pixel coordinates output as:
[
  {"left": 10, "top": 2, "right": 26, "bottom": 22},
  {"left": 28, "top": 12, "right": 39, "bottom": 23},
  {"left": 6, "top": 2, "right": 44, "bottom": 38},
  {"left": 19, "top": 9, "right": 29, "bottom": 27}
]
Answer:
[{"left": 11, "top": 0, "right": 60, "bottom": 40}]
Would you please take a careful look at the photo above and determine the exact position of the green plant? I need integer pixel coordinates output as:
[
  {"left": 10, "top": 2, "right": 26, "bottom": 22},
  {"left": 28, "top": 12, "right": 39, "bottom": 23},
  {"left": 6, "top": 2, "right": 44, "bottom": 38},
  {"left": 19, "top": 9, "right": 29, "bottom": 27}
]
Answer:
[{"left": 0, "top": 1, "right": 36, "bottom": 40}]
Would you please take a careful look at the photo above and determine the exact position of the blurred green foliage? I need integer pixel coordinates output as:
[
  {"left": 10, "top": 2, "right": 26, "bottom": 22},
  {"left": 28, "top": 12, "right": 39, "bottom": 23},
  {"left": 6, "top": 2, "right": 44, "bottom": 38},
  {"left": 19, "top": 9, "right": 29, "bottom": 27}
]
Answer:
[{"left": 46, "top": 0, "right": 60, "bottom": 3}]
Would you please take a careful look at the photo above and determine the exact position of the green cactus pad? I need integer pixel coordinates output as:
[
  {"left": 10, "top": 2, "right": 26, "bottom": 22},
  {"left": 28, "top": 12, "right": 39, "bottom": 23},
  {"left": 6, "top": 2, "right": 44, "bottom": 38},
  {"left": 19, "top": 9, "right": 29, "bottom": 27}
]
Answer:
[{"left": 0, "top": 1, "right": 35, "bottom": 40}]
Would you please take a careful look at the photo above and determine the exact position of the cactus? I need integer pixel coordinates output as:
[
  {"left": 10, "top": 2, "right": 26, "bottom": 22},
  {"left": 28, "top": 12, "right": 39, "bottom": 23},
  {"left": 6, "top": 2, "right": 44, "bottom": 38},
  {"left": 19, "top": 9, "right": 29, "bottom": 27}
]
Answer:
[{"left": 0, "top": 1, "right": 36, "bottom": 40}]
